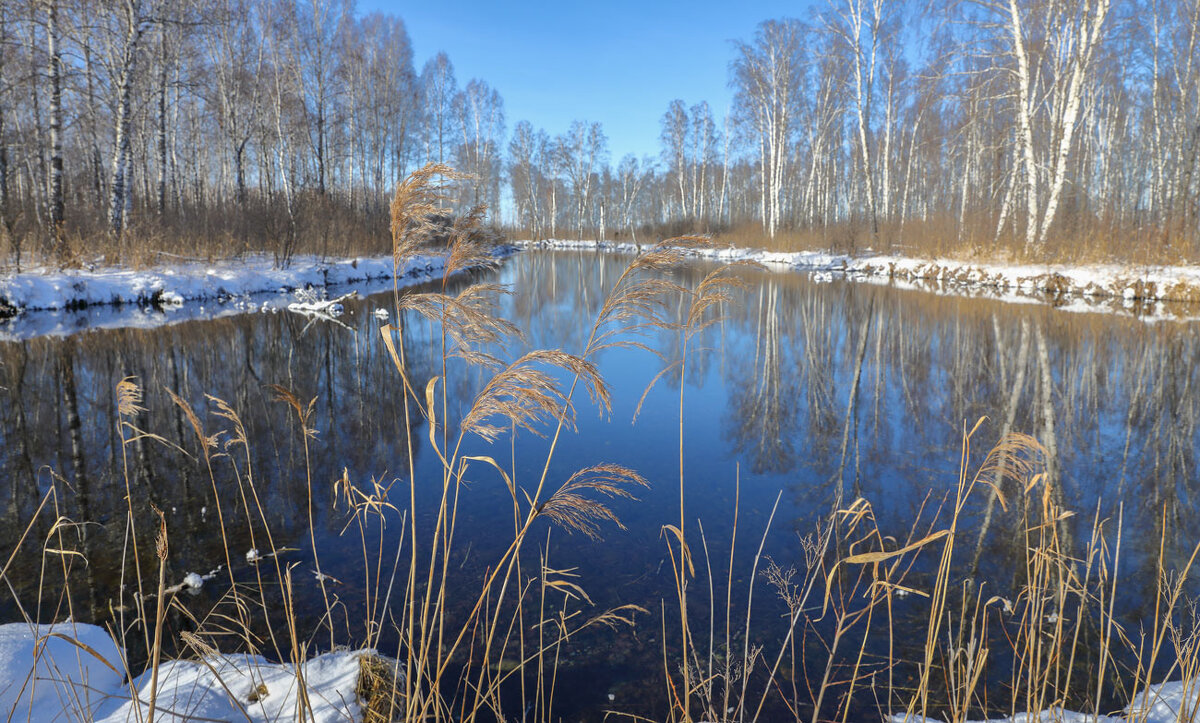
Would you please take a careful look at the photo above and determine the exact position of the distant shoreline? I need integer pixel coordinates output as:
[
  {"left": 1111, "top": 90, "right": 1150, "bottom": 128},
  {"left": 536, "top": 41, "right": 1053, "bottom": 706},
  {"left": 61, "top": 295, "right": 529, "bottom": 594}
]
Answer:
[{"left": 515, "top": 238, "right": 1200, "bottom": 322}]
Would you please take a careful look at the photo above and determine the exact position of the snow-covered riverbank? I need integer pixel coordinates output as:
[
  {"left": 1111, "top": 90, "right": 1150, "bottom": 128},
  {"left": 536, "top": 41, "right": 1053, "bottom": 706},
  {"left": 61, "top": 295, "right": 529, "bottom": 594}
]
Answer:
[
  {"left": 0, "top": 621, "right": 373, "bottom": 722},
  {"left": 4, "top": 239, "right": 1198, "bottom": 340},
  {"left": 0, "top": 254, "right": 429, "bottom": 315},
  {"left": 518, "top": 239, "right": 1200, "bottom": 321},
  {"left": 0, "top": 248, "right": 515, "bottom": 341}
]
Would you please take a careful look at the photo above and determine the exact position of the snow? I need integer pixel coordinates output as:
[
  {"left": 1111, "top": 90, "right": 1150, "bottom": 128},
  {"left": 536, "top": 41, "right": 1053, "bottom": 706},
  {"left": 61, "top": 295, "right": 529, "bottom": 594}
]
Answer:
[
  {"left": 1, "top": 615, "right": 1195, "bottom": 722},
  {"left": 0, "top": 621, "right": 371, "bottom": 723},
  {"left": 287, "top": 290, "right": 358, "bottom": 318},
  {"left": 1129, "top": 680, "right": 1200, "bottom": 721},
  {"left": 887, "top": 710, "right": 1123, "bottom": 722},
  {"left": 0, "top": 621, "right": 124, "bottom": 721},
  {"left": 4, "top": 240, "right": 1195, "bottom": 339},
  {"left": 0, "top": 254, "right": 417, "bottom": 312},
  {"left": 516, "top": 239, "right": 1200, "bottom": 323},
  {"left": 882, "top": 680, "right": 1200, "bottom": 722},
  {"left": 885, "top": 680, "right": 1200, "bottom": 723},
  {"left": 98, "top": 652, "right": 365, "bottom": 723},
  {"left": 0, "top": 246, "right": 516, "bottom": 341}
]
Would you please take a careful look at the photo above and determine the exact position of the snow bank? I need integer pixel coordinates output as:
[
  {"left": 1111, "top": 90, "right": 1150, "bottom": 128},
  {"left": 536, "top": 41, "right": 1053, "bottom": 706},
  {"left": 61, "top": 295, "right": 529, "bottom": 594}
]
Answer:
[
  {"left": 4, "top": 621, "right": 1196, "bottom": 722},
  {"left": 885, "top": 679, "right": 1200, "bottom": 722},
  {"left": 0, "top": 246, "right": 516, "bottom": 341},
  {"left": 0, "top": 254, "right": 432, "bottom": 313},
  {"left": 0, "top": 621, "right": 370, "bottom": 722},
  {"left": 0, "top": 621, "right": 124, "bottom": 721},
  {"left": 517, "top": 239, "right": 1200, "bottom": 322},
  {"left": 887, "top": 711, "right": 1122, "bottom": 722}
]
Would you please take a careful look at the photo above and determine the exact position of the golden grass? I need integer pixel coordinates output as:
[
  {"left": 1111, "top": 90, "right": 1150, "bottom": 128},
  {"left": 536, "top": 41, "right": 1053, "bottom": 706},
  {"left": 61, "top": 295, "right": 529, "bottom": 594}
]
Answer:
[{"left": 356, "top": 653, "right": 405, "bottom": 723}]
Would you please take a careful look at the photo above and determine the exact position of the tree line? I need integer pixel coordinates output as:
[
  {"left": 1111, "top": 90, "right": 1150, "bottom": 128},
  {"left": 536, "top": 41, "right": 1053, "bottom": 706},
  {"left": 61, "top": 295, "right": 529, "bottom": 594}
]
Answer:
[
  {"left": 2, "top": 0, "right": 1198, "bottom": 265},
  {"left": 513, "top": 0, "right": 1200, "bottom": 259},
  {"left": 0, "top": 0, "right": 504, "bottom": 264}
]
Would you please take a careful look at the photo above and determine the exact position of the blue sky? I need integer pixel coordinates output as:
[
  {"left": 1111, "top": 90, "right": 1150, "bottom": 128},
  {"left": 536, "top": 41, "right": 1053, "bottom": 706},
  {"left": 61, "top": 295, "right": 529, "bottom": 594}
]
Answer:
[{"left": 358, "top": 1, "right": 819, "bottom": 162}]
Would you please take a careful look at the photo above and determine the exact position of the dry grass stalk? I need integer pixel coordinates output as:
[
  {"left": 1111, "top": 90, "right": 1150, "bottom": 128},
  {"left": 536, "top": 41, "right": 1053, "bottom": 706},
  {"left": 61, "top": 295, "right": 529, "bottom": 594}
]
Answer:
[
  {"left": 389, "top": 163, "right": 466, "bottom": 263},
  {"left": 462, "top": 349, "right": 610, "bottom": 442},
  {"left": 357, "top": 653, "right": 405, "bottom": 723},
  {"left": 538, "top": 464, "right": 649, "bottom": 540}
]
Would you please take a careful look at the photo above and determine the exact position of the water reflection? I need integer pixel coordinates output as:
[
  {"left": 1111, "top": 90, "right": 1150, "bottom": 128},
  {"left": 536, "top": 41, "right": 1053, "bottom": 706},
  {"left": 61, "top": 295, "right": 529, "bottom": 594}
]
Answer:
[{"left": 1, "top": 250, "right": 1198, "bottom": 717}]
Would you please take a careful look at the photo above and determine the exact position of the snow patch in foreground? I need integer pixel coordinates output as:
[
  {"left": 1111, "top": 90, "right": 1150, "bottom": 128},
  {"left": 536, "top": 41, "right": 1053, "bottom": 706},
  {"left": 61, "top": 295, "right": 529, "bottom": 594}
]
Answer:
[
  {"left": 4, "top": 621, "right": 1198, "bottom": 722},
  {"left": 884, "top": 679, "right": 1200, "bottom": 722},
  {"left": 0, "top": 621, "right": 368, "bottom": 722}
]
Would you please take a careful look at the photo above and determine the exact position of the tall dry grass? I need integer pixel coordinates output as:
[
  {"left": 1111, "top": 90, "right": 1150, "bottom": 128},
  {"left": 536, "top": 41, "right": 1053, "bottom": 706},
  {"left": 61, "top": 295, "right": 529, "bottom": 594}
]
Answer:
[{"left": 652, "top": 415, "right": 1200, "bottom": 722}]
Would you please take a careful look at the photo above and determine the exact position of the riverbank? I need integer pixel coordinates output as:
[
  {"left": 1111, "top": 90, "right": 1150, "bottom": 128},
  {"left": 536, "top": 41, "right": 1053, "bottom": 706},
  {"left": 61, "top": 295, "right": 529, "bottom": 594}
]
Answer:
[
  {"left": 0, "top": 247, "right": 516, "bottom": 340},
  {"left": 6, "top": 239, "right": 1197, "bottom": 340},
  {"left": 518, "top": 238, "right": 1200, "bottom": 321},
  {"left": 0, "top": 254, "right": 441, "bottom": 318}
]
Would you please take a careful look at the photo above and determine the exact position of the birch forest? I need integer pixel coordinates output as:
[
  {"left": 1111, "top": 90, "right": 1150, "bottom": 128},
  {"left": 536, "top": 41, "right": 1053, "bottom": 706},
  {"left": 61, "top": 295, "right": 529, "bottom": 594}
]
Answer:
[{"left": 2, "top": 0, "right": 1199, "bottom": 263}]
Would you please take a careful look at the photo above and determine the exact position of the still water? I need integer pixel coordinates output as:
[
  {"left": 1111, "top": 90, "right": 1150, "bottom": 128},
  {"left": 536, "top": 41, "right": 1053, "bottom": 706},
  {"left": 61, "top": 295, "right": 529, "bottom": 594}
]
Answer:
[{"left": 1, "top": 249, "right": 1198, "bottom": 719}]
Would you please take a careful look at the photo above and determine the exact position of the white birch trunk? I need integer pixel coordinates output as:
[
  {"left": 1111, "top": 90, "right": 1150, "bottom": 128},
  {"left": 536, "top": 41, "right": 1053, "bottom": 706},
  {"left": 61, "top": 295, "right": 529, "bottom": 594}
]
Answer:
[
  {"left": 1007, "top": 0, "right": 1040, "bottom": 248},
  {"left": 107, "top": 1, "right": 146, "bottom": 236},
  {"left": 1035, "top": 0, "right": 1110, "bottom": 246},
  {"left": 47, "top": 0, "right": 64, "bottom": 249}
]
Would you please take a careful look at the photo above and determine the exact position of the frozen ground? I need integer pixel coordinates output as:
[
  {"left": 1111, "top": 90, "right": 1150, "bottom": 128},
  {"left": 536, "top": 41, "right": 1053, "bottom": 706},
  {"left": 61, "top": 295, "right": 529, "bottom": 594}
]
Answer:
[
  {"left": 519, "top": 239, "right": 1200, "bottom": 322},
  {"left": 0, "top": 621, "right": 371, "bottom": 722},
  {"left": 0, "top": 248, "right": 515, "bottom": 341}
]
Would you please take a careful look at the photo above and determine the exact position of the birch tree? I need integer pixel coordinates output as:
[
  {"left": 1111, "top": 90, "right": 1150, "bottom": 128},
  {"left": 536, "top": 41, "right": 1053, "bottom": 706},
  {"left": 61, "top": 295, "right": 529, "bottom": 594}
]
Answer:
[
  {"left": 508, "top": 119, "right": 539, "bottom": 235},
  {"left": 205, "top": 0, "right": 262, "bottom": 207},
  {"left": 731, "top": 19, "right": 803, "bottom": 238},
  {"left": 292, "top": 0, "right": 349, "bottom": 196},
  {"left": 824, "top": 0, "right": 880, "bottom": 233},
  {"left": 419, "top": 52, "right": 456, "bottom": 165},
  {"left": 689, "top": 101, "right": 718, "bottom": 226},
  {"left": 558, "top": 120, "right": 607, "bottom": 239},
  {"left": 660, "top": 99, "right": 689, "bottom": 219},
  {"left": 453, "top": 78, "right": 505, "bottom": 213},
  {"left": 0, "top": 2, "right": 12, "bottom": 242},
  {"left": 45, "top": 0, "right": 63, "bottom": 251},
  {"left": 968, "top": 0, "right": 1112, "bottom": 247},
  {"left": 105, "top": 0, "right": 150, "bottom": 236}
]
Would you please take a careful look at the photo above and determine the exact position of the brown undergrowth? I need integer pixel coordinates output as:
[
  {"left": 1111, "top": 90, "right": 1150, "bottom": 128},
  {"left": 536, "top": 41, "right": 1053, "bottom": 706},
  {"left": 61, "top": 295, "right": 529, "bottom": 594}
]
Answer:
[
  {"left": 704, "top": 214, "right": 1199, "bottom": 267},
  {"left": 0, "top": 187, "right": 504, "bottom": 272}
]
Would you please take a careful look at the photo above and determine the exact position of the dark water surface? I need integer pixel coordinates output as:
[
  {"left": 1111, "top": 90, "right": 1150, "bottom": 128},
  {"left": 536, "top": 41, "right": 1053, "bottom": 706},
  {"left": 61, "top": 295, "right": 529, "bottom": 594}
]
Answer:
[{"left": 2, "top": 250, "right": 1198, "bottom": 719}]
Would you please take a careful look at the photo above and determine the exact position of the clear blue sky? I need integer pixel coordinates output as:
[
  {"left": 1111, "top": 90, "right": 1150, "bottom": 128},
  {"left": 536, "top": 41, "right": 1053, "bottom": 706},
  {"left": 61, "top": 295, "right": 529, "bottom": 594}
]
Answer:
[{"left": 358, "top": 1, "right": 819, "bottom": 162}]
